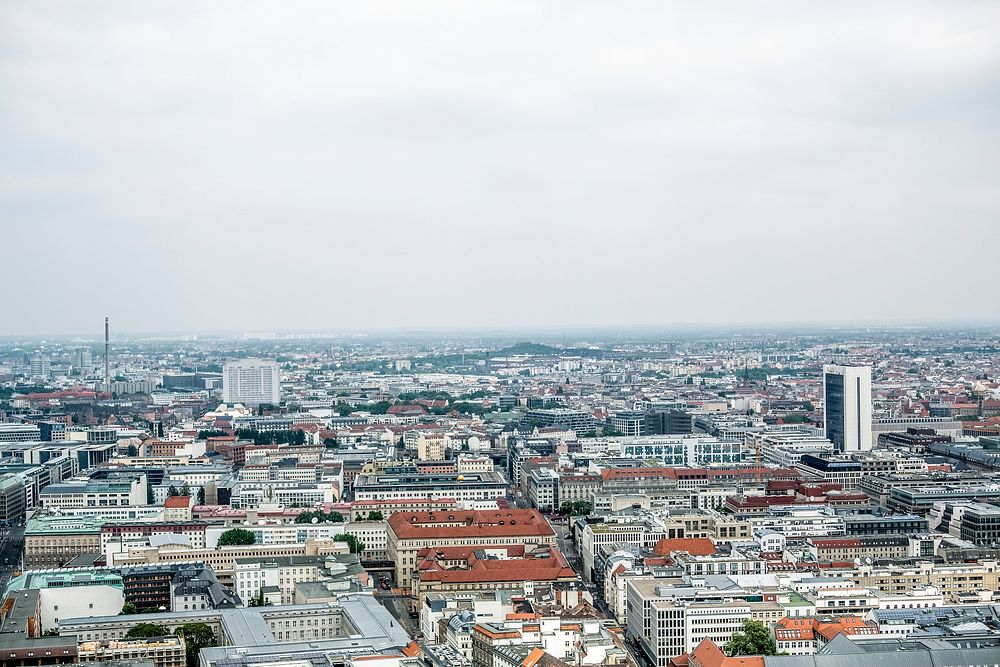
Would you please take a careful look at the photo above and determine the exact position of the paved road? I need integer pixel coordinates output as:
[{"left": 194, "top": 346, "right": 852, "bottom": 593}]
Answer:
[
  {"left": 624, "top": 638, "right": 654, "bottom": 667},
  {"left": 555, "top": 524, "right": 577, "bottom": 562},
  {"left": 508, "top": 494, "right": 530, "bottom": 510},
  {"left": 0, "top": 525, "right": 25, "bottom": 593},
  {"left": 375, "top": 590, "right": 420, "bottom": 638}
]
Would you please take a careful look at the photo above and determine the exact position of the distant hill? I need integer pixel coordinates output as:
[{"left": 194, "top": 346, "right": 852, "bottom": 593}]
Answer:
[
  {"left": 495, "top": 341, "right": 603, "bottom": 358},
  {"left": 496, "top": 342, "right": 560, "bottom": 356}
]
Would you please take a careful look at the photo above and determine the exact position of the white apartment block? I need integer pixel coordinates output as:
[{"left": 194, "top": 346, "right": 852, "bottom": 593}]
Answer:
[
  {"left": 223, "top": 359, "right": 281, "bottom": 407},
  {"left": 39, "top": 476, "right": 147, "bottom": 509},
  {"left": 748, "top": 508, "right": 845, "bottom": 539},
  {"left": 626, "top": 578, "right": 752, "bottom": 667},
  {"left": 580, "top": 520, "right": 666, "bottom": 581},
  {"left": 206, "top": 521, "right": 387, "bottom": 560},
  {"left": 874, "top": 585, "right": 943, "bottom": 610},
  {"left": 620, "top": 436, "right": 743, "bottom": 467},
  {"left": 234, "top": 557, "right": 328, "bottom": 605}
]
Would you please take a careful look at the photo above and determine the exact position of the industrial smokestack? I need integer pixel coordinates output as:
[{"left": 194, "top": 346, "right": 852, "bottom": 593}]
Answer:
[{"left": 105, "top": 316, "right": 110, "bottom": 390}]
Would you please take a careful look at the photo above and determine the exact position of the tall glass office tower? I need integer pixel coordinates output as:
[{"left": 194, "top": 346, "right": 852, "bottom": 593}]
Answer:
[{"left": 823, "top": 364, "right": 873, "bottom": 452}]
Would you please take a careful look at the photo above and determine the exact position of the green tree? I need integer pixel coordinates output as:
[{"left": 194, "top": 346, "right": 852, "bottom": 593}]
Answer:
[
  {"left": 248, "top": 588, "right": 265, "bottom": 607},
  {"left": 125, "top": 622, "right": 169, "bottom": 638},
  {"left": 724, "top": 619, "right": 778, "bottom": 656},
  {"left": 167, "top": 485, "right": 179, "bottom": 497},
  {"left": 176, "top": 622, "right": 216, "bottom": 667},
  {"left": 218, "top": 528, "right": 255, "bottom": 546},
  {"left": 295, "top": 510, "right": 344, "bottom": 524},
  {"left": 333, "top": 533, "right": 364, "bottom": 554},
  {"left": 179, "top": 483, "right": 191, "bottom": 497},
  {"left": 197, "top": 487, "right": 205, "bottom": 504},
  {"left": 559, "top": 501, "right": 592, "bottom": 516},
  {"left": 126, "top": 444, "right": 138, "bottom": 457},
  {"left": 366, "top": 510, "right": 384, "bottom": 521},
  {"left": 120, "top": 601, "right": 137, "bottom": 615}
]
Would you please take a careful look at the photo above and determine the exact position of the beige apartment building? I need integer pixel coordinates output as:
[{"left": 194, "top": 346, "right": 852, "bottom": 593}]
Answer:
[
  {"left": 841, "top": 560, "right": 1000, "bottom": 604},
  {"left": 112, "top": 539, "right": 349, "bottom": 585}
]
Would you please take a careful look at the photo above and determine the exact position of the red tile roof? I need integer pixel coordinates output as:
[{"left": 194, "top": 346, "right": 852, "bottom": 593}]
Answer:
[
  {"left": 689, "top": 639, "right": 764, "bottom": 667},
  {"left": 774, "top": 617, "right": 815, "bottom": 641},
  {"left": 814, "top": 616, "right": 877, "bottom": 641},
  {"left": 388, "top": 404, "right": 428, "bottom": 415},
  {"left": 522, "top": 647, "right": 546, "bottom": 667},
  {"left": 388, "top": 509, "right": 555, "bottom": 541},
  {"left": 653, "top": 538, "right": 717, "bottom": 557},
  {"left": 416, "top": 544, "right": 576, "bottom": 584}
]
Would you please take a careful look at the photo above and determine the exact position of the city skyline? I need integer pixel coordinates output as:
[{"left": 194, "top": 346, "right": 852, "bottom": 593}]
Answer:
[{"left": 1, "top": 294, "right": 999, "bottom": 666}]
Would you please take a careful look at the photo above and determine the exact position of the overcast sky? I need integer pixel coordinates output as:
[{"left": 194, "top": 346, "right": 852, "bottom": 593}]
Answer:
[{"left": 1, "top": 2, "right": 998, "bottom": 336}]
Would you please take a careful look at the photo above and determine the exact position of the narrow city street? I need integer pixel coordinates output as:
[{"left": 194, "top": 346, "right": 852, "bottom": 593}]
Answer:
[
  {"left": 0, "top": 525, "right": 24, "bottom": 592},
  {"left": 376, "top": 589, "right": 420, "bottom": 638}
]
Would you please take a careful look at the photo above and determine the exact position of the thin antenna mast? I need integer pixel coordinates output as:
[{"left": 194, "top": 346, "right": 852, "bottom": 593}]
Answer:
[{"left": 104, "top": 317, "right": 110, "bottom": 390}]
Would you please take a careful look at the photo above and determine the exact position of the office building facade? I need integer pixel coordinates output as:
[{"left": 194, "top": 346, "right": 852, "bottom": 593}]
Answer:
[
  {"left": 823, "top": 365, "right": 872, "bottom": 452},
  {"left": 645, "top": 409, "right": 693, "bottom": 435},
  {"left": 223, "top": 359, "right": 281, "bottom": 407}
]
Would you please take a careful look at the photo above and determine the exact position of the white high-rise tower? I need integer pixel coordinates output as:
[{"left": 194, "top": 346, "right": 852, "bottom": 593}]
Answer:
[
  {"left": 823, "top": 364, "right": 873, "bottom": 452},
  {"left": 223, "top": 359, "right": 281, "bottom": 407}
]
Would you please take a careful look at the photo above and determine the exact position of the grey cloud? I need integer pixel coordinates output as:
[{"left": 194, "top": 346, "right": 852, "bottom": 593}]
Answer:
[{"left": 0, "top": 1, "right": 998, "bottom": 335}]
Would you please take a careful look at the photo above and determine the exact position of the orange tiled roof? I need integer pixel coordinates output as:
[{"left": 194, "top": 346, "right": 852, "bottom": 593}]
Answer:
[
  {"left": 653, "top": 538, "right": 717, "bottom": 557},
  {"left": 774, "top": 617, "right": 815, "bottom": 641},
  {"left": 388, "top": 509, "right": 554, "bottom": 540},
  {"left": 415, "top": 544, "right": 576, "bottom": 584},
  {"left": 814, "top": 616, "right": 876, "bottom": 641},
  {"left": 689, "top": 639, "right": 765, "bottom": 667},
  {"left": 522, "top": 647, "right": 546, "bottom": 667}
]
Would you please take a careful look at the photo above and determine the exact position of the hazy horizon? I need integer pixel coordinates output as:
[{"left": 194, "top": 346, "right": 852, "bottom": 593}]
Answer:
[
  {"left": 2, "top": 2, "right": 998, "bottom": 336},
  {"left": 3, "top": 317, "right": 999, "bottom": 344}
]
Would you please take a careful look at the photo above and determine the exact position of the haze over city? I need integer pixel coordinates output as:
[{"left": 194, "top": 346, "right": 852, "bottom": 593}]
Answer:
[
  {"left": 2, "top": 1, "right": 999, "bottom": 335},
  {"left": 2, "top": 3, "right": 1000, "bottom": 667}
]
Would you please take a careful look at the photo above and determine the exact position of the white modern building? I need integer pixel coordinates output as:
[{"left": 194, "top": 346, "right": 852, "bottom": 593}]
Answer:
[
  {"left": 619, "top": 435, "right": 743, "bottom": 466},
  {"left": 223, "top": 359, "right": 281, "bottom": 407},
  {"left": 626, "top": 577, "right": 753, "bottom": 665},
  {"left": 823, "top": 365, "right": 873, "bottom": 452},
  {"left": 38, "top": 475, "right": 147, "bottom": 509},
  {"left": 748, "top": 506, "right": 845, "bottom": 538}
]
